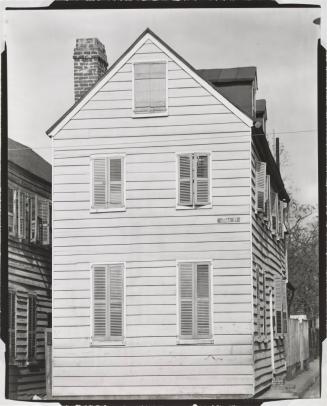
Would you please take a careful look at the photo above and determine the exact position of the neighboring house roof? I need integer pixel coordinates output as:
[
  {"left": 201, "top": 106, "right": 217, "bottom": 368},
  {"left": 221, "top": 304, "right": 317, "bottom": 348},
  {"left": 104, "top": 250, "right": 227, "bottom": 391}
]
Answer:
[
  {"left": 8, "top": 138, "right": 52, "bottom": 184},
  {"left": 46, "top": 28, "right": 252, "bottom": 137},
  {"left": 197, "top": 67, "right": 257, "bottom": 118}
]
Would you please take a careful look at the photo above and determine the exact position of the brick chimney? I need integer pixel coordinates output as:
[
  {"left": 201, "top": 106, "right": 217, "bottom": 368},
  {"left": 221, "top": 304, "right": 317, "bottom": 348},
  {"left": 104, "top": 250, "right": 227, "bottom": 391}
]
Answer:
[{"left": 73, "top": 38, "right": 108, "bottom": 102}]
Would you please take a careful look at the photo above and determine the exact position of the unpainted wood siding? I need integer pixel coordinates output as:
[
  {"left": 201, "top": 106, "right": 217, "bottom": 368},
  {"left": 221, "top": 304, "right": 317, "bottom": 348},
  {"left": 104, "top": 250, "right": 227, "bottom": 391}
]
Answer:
[
  {"left": 8, "top": 162, "right": 51, "bottom": 399},
  {"left": 52, "top": 38, "right": 254, "bottom": 398},
  {"left": 251, "top": 144, "right": 288, "bottom": 395}
]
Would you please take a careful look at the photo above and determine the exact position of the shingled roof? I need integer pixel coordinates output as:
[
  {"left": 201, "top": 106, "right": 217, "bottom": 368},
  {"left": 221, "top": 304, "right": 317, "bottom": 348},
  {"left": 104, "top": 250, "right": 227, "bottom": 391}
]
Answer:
[{"left": 8, "top": 138, "right": 52, "bottom": 184}]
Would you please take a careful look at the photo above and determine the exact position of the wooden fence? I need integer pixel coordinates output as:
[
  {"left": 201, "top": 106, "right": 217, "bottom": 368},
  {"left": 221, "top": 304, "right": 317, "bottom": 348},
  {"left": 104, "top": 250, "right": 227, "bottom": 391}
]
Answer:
[{"left": 285, "top": 315, "right": 309, "bottom": 379}]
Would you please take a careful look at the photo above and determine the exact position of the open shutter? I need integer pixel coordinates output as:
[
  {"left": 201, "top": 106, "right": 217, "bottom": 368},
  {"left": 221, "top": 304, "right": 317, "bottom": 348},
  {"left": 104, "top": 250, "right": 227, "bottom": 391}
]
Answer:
[
  {"left": 264, "top": 175, "right": 271, "bottom": 224},
  {"left": 30, "top": 195, "right": 37, "bottom": 242},
  {"left": 13, "top": 189, "right": 18, "bottom": 236},
  {"left": 178, "top": 154, "right": 193, "bottom": 206},
  {"left": 283, "top": 202, "right": 289, "bottom": 234},
  {"left": 8, "top": 187, "right": 14, "bottom": 234},
  {"left": 282, "top": 281, "right": 288, "bottom": 333},
  {"left": 8, "top": 291, "right": 16, "bottom": 363},
  {"left": 92, "top": 158, "right": 107, "bottom": 208},
  {"left": 271, "top": 190, "right": 277, "bottom": 235},
  {"left": 196, "top": 263, "right": 210, "bottom": 337},
  {"left": 18, "top": 191, "right": 26, "bottom": 239},
  {"left": 256, "top": 267, "right": 261, "bottom": 333},
  {"left": 274, "top": 276, "right": 283, "bottom": 334},
  {"left": 39, "top": 199, "right": 50, "bottom": 245},
  {"left": 108, "top": 264, "right": 124, "bottom": 339},
  {"left": 194, "top": 154, "right": 210, "bottom": 206},
  {"left": 92, "top": 265, "right": 107, "bottom": 339},
  {"left": 278, "top": 200, "right": 284, "bottom": 239},
  {"left": 108, "top": 158, "right": 123, "bottom": 207},
  {"left": 255, "top": 161, "right": 266, "bottom": 213},
  {"left": 28, "top": 295, "right": 37, "bottom": 361},
  {"left": 262, "top": 274, "right": 267, "bottom": 335},
  {"left": 179, "top": 263, "right": 194, "bottom": 337}
]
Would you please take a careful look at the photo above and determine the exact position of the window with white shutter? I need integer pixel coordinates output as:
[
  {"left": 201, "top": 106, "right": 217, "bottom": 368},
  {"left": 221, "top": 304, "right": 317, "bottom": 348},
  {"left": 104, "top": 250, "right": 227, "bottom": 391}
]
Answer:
[
  {"left": 178, "top": 262, "right": 211, "bottom": 341},
  {"left": 255, "top": 161, "right": 266, "bottom": 213},
  {"left": 264, "top": 175, "right": 271, "bottom": 225},
  {"left": 133, "top": 62, "right": 167, "bottom": 115},
  {"left": 92, "top": 263, "right": 124, "bottom": 343},
  {"left": 18, "top": 191, "right": 26, "bottom": 240},
  {"left": 177, "top": 153, "right": 211, "bottom": 208},
  {"left": 91, "top": 156, "right": 125, "bottom": 211},
  {"left": 27, "top": 294, "right": 37, "bottom": 361},
  {"left": 8, "top": 290, "right": 16, "bottom": 364}
]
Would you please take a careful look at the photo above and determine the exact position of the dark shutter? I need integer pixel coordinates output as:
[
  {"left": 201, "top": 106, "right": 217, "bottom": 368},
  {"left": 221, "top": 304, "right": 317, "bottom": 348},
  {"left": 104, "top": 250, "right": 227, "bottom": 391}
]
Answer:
[
  {"left": 28, "top": 295, "right": 37, "bottom": 361},
  {"left": 178, "top": 154, "right": 193, "bottom": 206},
  {"left": 8, "top": 291, "right": 16, "bottom": 363},
  {"left": 274, "top": 276, "right": 283, "bottom": 334},
  {"left": 264, "top": 175, "right": 271, "bottom": 224},
  {"left": 194, "top": 154, "right": 210, "bottom": 206}
]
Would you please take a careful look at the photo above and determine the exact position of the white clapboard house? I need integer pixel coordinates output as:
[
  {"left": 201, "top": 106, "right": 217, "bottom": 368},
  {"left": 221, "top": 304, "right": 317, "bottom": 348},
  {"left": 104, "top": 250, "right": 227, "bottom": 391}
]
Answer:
[{"left": 47, "top": 29, "right": 290, "bottom": 399}]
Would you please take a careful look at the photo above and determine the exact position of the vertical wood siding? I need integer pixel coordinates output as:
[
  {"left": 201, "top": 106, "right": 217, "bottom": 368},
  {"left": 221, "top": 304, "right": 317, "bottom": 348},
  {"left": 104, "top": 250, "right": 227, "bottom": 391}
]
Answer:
[
  {"left": 251, "top": 144, "right": 287, "bottom": 395},
  {"left": 8, "top": 163, "right": 51, "bottom": 399},
  {"left": 52, "top": 38, "right": 254, "bottom": 398}
]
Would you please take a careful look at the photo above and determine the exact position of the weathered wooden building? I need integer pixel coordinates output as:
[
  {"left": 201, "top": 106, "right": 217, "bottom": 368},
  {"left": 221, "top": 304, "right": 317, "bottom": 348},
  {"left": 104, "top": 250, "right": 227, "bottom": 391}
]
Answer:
[
  {"left": 47, "top": 29, "right": 289, "bottom": 399},
  {"left": 8, "top": 138, "right": 52, "bottom": 399}
]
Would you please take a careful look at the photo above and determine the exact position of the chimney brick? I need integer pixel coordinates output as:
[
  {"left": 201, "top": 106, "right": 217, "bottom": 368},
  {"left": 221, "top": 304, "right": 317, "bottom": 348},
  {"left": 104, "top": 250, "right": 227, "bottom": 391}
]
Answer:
[{"left": 73, "top": 38, "right": 108, "bottom": 102}]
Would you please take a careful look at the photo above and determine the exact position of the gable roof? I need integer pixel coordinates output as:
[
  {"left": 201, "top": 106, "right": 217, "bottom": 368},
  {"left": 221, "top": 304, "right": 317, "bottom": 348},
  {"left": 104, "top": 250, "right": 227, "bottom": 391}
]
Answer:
[
  {"left": 8, "top": 138, "right": 52, "bottom": 184},
  {"left": 46, "top": 28, "right": 253, "bottom": 137}
]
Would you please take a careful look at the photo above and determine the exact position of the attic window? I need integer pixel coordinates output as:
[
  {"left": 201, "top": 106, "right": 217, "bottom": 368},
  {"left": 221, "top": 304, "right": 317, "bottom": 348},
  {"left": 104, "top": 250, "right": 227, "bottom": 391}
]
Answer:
[{"left": 133, "top": 61, "right": 167, "bottom": 116}]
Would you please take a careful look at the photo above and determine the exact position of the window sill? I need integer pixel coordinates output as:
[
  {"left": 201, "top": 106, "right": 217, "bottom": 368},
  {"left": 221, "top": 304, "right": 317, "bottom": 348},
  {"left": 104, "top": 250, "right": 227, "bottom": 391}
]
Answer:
[
  {"left": 90, "top": 207, "right": 126, "bottom": 213},
  {"left": 132, "top": 111, "right": 168, "bottom": 118},
  {"left": 176, "top": 204, "right": 212, "bottom": 210},
  {"left": 90, "top": 340, "right": 125, "bottom": 347},
  {"left": 177, "top": 338, "right": 214, "bottom": 345}
]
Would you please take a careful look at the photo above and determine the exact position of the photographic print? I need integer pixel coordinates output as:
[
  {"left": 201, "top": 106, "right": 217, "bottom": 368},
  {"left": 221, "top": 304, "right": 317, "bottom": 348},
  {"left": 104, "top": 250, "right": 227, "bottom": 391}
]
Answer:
[{"left": 2, "top": 2, "right": 322, "bottom": 401}]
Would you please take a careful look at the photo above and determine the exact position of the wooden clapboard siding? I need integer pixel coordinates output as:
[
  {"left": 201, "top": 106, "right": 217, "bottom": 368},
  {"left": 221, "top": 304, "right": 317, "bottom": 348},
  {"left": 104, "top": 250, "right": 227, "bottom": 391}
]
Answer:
[
  {"left": 52, "top": 37, "right": 254, "bottom": 398},
  {"left": 8, "top": 161, "right": 51, "bottom": 400},
  {"left": 251, "top": 142, "right": 288, "bottom": 395}
]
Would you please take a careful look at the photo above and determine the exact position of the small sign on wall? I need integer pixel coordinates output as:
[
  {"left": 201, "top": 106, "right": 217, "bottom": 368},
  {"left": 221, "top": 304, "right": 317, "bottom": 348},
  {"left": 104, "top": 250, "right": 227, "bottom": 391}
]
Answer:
[{"left": 217, "top": 217, "right": 241, "bottom": 224}]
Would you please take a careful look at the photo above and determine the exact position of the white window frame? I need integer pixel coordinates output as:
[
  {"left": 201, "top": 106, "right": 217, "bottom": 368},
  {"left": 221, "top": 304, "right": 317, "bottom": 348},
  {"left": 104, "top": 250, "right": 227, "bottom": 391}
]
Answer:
[
  {"left": 90, "top": 262, "right": 126, "bottom": 347},
  {"left": 176, "top": 260, "right": 214, "bottom": 345},
  {"left": 90, "top": 154, "right": 126, "bottom": 213},
  {"left": 175, "top": 152, "right": 212, "bottom": 210},
  {"left": 132, "top": 60, "right": 169, "bottom": 118}
]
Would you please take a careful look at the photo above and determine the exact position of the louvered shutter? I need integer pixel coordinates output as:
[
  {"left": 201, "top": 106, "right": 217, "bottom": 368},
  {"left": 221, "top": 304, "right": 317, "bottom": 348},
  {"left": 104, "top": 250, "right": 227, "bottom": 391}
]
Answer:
[
  {"left": 8, "top": 291, "right": 16, "bottom": 363},
  {"left": 134, "top": 62, "right": 166, "bottom": 113},
  {"left": 282, "top": 281, "right": 288, "bottom": 333},
  {"left": 256, "top": 267, "right": 261, "bottom": 333},
  {"left": 179, "top": 263, "right": 194, "bottom": 337},
  {"left": 18, "top": 191, "right": 26, "bottom": 239},
  {"left": 28, "top": 295, "right": 37, "bottom": 361},
  {"left": 13, "top": 189, "right": 18, "bottom": 236},
  {"left": 30, "top": 195, "right": 37, "bottom": 242},
  {"left": 39, "top": 199, "right": 50, "bottom": 245},
  {"left": 274, "top": 276, "right": 283, "bottom": 334},
  {"left": 178, "top": 154, "right": 193, "bottom": 206},
  {"left": 92, "top": 158, "right": 107, "bottom": 208},
  {"left": 8, "top": 187, "right": 14, "bottom": 234},
  {"left": 278, "top": 200, "right": 284, "bottom": 239},
  {"left": 195, "top": 154, "right": 210, "bottom": 206},
  {"left": 262, "top": 274, "right": 267, "bottom": 335},
  {"left": 196, "top": 263, "right": 210, "bottom": 337},
  {"left": 109, "top": 264, "right": 124, "bottom": 339},
  {"left": 109, "top": 158, "right": 123, "bottom": 207},
  {"left": 271, "top": 190, "right": 277, "bottom": 234},
  {"left": 283, "top": 202, "right": 289, "bottom": 234},
  {"left": 255, "top": 161, "right": 266, "bottom": 213},
  {"left": 264, "top": 175, "right": 271, "bottom": 224},
  {"left": 92, "top": 265, "right": 107, "bottom": 339}
]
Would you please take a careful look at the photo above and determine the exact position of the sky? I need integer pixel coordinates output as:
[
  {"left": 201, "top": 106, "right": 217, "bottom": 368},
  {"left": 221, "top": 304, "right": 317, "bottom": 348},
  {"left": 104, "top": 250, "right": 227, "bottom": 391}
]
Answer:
[{"left": 5, "top": 7, "right": 320, "bottom": 205}]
